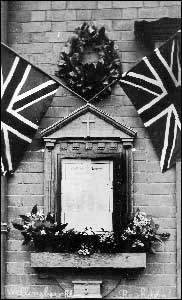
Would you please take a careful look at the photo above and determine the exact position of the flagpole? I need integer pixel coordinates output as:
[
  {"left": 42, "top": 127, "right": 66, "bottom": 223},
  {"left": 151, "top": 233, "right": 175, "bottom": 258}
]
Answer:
[
  {"left": 1, "top": 42, "right": 88, "bottom": 104},
  {"left": 1, "top": 175, "right": 8, "bottom": 299},
  {"left": 88, "top": 78, "right": 118, "bottom": 103},
  {"left": 1, "top": 2, "right": 8, "bottom": 298}
]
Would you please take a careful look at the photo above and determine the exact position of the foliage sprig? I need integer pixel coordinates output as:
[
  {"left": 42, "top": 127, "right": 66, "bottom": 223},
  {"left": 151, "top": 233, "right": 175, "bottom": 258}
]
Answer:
[{"left": 12, "top": 206, "right": 170, "bottom": 256}]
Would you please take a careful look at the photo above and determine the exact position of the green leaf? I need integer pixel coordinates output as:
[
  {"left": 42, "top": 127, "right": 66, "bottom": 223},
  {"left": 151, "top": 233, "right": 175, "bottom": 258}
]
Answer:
[
  {"left": 19, "top": 215, "right": 31, "bottom": 222},
  {"left": 31, "top": 205, "right": 37, "bottom": 215},
  {"left": 12, "top": 223, "right": 24, "bottom": 231},
  {"left": 46, "top": 213, "right": 55, "bottom": 224},
  {"left": 56, "top": 223, "right": 68, "bottom": 231}
]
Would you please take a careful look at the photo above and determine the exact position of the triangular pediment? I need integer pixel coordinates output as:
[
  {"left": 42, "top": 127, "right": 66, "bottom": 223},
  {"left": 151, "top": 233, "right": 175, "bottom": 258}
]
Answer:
[{"left": 41, "top": 104, "right": 137, "bottom": 140}]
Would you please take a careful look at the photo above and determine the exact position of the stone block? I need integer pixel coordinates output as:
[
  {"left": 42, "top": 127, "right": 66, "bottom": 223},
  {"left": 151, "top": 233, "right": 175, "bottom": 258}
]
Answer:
[
  {"left": 134, "top": 183, "right": 175, "bottom": 195},
  {"left": 134, "top": 172, "right": 146, "bottom": 183},
  {"left": 8, "top": 22, "right": 22, "bottom": 33},
  {"left": 119, "top": 31, "right": 135, "bottom": 41},
  {"left": 46, "top": 10, "right": 77, "bottom": 21},
  {"left": 92, "top": 20, "right": 113, "bottom": 31},
  {"left": 147, "top": 172, "right": 175, "bottom": 183},
  {"left": 29, "top": 32, "right": 47, "bottom": 43},
  {"left": 67, "top": 1, "right": 97, "bottom": 9},
  {"left": 160, "top": 1, "right": 181, "bottom": 6},
  {"left": 8, "top": 32, "right": 31, "bottom": 43},
  {"left": 6, "top": 262, "right": 24, "bottom": 275},
  {"left": 146, "top": 263, "right": 164, "bottom": 274},
  {"left": 117, "top": 41, "right": 139, "bottom": 52},
  {"left": 8, "top": 1, "right": 51, "bottom": 10},
  {"left": 8, "top": 173, "right": 43, "bottom": 184},
  {"left": 31, "top": 11, "right": 46, "bottom": 21},
  {"left": 121, "top": 51, "right": 137, "bottom": 62},
  {"left": 135, "top": 205, "right": 175, "bottom": 218},
  {"left": 161, "top": 218, "right": 176, "bottom": 229},
  {"left": 144, "top": 1, "right": 159, "bottom": 6},
  {"left": 51, "top": 1, "right": 66, "bottom": 9},
  {"left": 138, "top": 7, "right": 169, "bottom": 18},
  {"left": 133, "top": 161, "right": 146, "bottom": 172},
  {"left": 7, "top": 195, "right": 44, "bottom": 207},
  {"left": 67, "top": 21, "right": 84, "bottom": 31},
  {"left": 164, "top": 241, "right": 176, "bottom": 252},
  {"left": 98, "top": 1, "right": 112, "bottom": 9},
  {"left": 45, "top": 31, "right": 72, "bottom": 42},
  {"left": 51, "top": 21, "right": 67, "bottom": 31},
  {"left": 13, "top": 42, "right": 52, "bottom": 54},
  {"left": 76, "top": 10, "right": 92, "bottom": 20},
  {"left": 7, "top": 240, "right": 24, "bottom": 251},
  {"left": 112, "top": 1, "right": 143, "bottom": 7},
  {"left": 146, "top": 162, "right": 161, "bottom": 173},
  {"left": 9, "top": 11, "right": 31, "bottom": 22},
  {"left": 31, "top": 252, "right": 146, "bottom": 268},
  {"left": 7, "top": 251, "right": 31, "bottom": 263},
  {"left": 122, "top": 8, "right": 138, "bottom": 19},
  {"left": 22, "top": 22, "right": 51, "bottom": 32},
  {"left": 138, "top": 274, "right": 176, "bottom": 286},
  {"left": 92, "top": 9, "right": 122, "bottom": 20},
  {"left": 8, "top": 183, "right": 43, "bottom": 195},
  {"left": 6, "top": 275, "right": 21, "bottom": 285},
  {"left": 164, "top": 263, "right": 177, "bottom": 274},
  {"left": 133, "top": 150, "right": 146, "bottom": 161},
  {"left": 22, "top": 152, "right": 44, "bottom": 162},
  {"left": 167, "top": 5, "right": 182, "bottom": 17}
]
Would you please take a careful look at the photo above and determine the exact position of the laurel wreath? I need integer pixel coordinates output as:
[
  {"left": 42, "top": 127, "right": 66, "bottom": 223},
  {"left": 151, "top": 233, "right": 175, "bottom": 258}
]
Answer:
[{"left": 55, "top": 22, "right": 122, "bottom": 101}]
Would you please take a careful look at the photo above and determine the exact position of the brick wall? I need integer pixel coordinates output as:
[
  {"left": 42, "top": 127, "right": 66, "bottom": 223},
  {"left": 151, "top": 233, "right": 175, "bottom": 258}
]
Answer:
[{"left": 5, "top": 1, "right": 181, "bottom": 299}]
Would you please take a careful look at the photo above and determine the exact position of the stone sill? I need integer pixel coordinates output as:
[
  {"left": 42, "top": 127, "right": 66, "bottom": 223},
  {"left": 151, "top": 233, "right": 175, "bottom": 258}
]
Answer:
[{"left": 31, "top": 252, "right": 146, "bottom": 268}]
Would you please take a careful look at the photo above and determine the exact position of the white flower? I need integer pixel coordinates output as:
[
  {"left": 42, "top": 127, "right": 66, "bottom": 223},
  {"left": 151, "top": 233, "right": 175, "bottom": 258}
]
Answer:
[
  {"left": 83, "top": 227, "right": 94, "bottom": 235},
  {"left": 88, "top": 26, "right": 95, "bottom": 34},
  {"left": 55, "top": 231, "right": 59, "bottom": 236},
  {"left": 31, "top": 221, "right": 35, "bottom": 226},
  {"left": 121, "top": 234, "right": 127, "bottom": 241},
  {"left": 78, "top": 244, "right": 91, "bottom": 256},
  {"left": 23, "top": 224, "right": 30, "bottom": 229},
  {"left": 125, "top": 227, "right": 136, "bottom": 235},
  {"left": 132, "top": 239, "right": 144, "bottom": 248},
  {"left": 37, "top": 209, "right": 44, "bottom": 216},
  {"left": 26, "top": 213, "right": 31, "bottom": 217},
  {"left": 40, "top": 230, "right": 46, "bottom": 235}
]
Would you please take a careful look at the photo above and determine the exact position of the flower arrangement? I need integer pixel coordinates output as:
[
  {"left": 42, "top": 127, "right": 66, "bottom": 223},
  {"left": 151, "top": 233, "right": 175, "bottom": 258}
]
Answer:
[
  {"left": 12, "top": 206, "right": 170, "bottom": 256},
  {"left": 55, "top": 22, "right": 122, "bottom": 101},
  {"left": 119, "top": 209, "right": 170, "bottom": 253}
]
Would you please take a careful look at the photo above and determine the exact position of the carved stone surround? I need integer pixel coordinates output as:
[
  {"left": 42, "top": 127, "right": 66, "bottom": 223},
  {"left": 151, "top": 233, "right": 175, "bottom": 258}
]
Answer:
[
  {"left": 40, "top": 104, "right": 137, "bottom": 215},
  {"left": 38, "top": 104, "right": 138, "bottom": 298}
]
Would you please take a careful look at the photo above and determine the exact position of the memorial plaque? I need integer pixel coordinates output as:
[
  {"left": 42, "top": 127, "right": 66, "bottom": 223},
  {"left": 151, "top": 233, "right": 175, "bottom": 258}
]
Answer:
[{"left": 61, "top": 159, "right": 113, "bottom": 231}]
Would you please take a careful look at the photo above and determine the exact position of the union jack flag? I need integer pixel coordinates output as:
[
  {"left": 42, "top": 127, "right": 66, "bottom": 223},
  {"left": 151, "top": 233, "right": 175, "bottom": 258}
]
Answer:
[
  {"left": 1, "top": 43, "right": 60, "bottom": 175},
  {"left": 120, "top": 30, "right": 181, "bottom": 172}
]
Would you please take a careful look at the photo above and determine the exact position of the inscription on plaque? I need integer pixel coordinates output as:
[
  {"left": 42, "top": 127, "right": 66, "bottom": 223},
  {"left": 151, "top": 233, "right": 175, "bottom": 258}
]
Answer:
[{"left": 61, "top": 159, "right": 113, "bottom": 231}]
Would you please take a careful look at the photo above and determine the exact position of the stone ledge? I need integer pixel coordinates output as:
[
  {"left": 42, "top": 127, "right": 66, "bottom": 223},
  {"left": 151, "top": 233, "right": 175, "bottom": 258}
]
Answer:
[{"left": 31, "top": 252, "right": 146, "bottom": 268}]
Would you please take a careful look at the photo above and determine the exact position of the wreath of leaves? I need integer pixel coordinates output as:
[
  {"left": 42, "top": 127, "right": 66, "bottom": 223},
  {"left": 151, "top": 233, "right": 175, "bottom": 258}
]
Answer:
[{"left": 55, "top": 22, "right": 122, "bottom": 101}]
